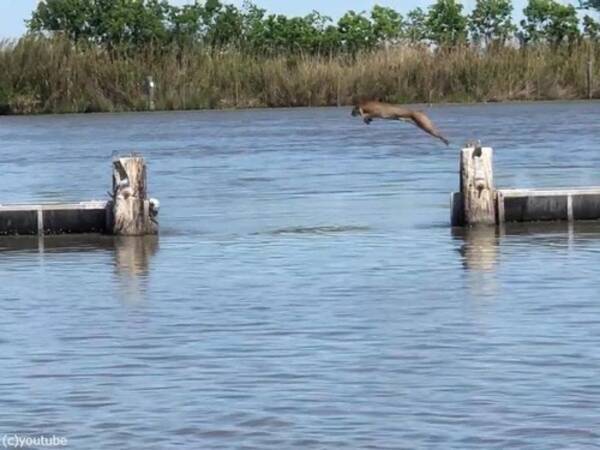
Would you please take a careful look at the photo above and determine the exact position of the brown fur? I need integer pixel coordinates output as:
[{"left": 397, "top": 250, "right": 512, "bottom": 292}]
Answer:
[{"left": 351, "top": 100, "right": 450, "bottom": 146}]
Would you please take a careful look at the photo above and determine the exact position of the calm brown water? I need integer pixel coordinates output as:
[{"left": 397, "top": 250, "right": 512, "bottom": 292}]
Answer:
[{"left": 1, "top": 102, "right": 600, "bottom": 449}]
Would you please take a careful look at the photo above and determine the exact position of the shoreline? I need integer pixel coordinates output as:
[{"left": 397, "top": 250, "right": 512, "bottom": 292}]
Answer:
[{"left": 1, "top": 98, "right": 598, "bottom": 118}]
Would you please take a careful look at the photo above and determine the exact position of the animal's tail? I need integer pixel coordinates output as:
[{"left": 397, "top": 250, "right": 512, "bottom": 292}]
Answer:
[
  {"left": 438, "top": 134, "right": 450, "bottom": 146},
  {"left": 410, "top": 111, "right": 450, "bottom": 146}
]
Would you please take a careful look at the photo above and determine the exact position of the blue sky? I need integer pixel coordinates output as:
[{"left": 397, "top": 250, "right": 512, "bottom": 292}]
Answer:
[{"left": 0, "top": 0, "right": 583, "bottom": 39}]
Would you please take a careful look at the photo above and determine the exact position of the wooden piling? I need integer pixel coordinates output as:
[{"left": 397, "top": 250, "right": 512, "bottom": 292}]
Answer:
[
  {"left": 460, "top": 146, "right": 496, "bottom": 226},
  {"left": 112, "top": 156, "right": 158, "bottom": 236}
]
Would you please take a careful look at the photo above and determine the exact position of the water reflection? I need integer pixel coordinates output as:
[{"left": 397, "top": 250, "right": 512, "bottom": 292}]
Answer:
[
  {"left": 452, "top": 226, "right": 500, "bottom": 298},
  {"left": 453, "top": 226, "right": 499, "bottom": 273},
  {"left": 113, "top": 236, "right": 159, "bottom": 277},
  {"left": 0, "top": 234, "right": 116, "bottom": 254},
  {"left": 453, "top": 221, "right": 600, "bottom": 273},
  {"left": 114, "top": 236, "right": 159, "bottom": 303},
  {"left": 0, "top": 234, "right": 158, "bottom": 300}
]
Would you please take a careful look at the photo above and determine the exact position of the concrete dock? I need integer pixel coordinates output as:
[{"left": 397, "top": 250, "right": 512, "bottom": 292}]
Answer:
[
  {"left": 0, "top": 201, "right": 108, "bottom": 235},
  {"left": 0, "top": 155, "right": 158, "bottom": 236},
  {"left": 452, "top": 146, "right": 600, "bottom": 226}
]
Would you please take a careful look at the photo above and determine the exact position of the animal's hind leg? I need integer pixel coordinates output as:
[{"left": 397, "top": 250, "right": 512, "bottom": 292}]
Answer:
[{"left": 393, "top": 115, "right": 412, "bottom": 124}]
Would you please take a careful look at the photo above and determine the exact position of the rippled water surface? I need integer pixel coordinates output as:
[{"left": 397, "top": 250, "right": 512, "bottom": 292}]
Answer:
[{"left": 1, "top": 102, "right": 600, "bottom": 449}]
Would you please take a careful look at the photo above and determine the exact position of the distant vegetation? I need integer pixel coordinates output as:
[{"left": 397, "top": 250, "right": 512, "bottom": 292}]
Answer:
[{"left": 0, "top": 0, "right": 598, "bottom": 114}]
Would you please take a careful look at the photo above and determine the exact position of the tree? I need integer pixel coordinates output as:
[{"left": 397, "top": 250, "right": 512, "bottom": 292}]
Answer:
[
  {"left": 579, "top": 0, "right": 600, "bottom": 12},
  {"left": 370, "top": 6, "right": 404, "bottom": 44},
  {"left": 205, "top": 4, "right": 244, "bottom": 48},
  {"left": 318, "top": 25, "right": 342, "bottom": 54},
  {"left": 426, "top": 0, "right": 468, "bottom": 45},
  {"left": 241, "top": 2, "right": 267, "bottom": 51},
  {"left": 520, "top": 0, "right": 580, "bottom": 46},
  {"left": 90, "top": 0, "right": 170, "bottom": 46},
  {"left": 337, "top": 11, "right": 376, "bottom": 53},
  {"left": 169, "top": 2, "right": 204, "bottom": 46},
  {"left": 255, "top": 15, "right": 292, "bottom": 52},
  {"left": 28, "top": 0, "right": 93, "bottom": 41},
  {"left": 583, "top": 15, "right": 600, "bottom": 39},
  {"left": 579, "top": 0, "right": 600, "bottom": 39},
  {"left": 469, "top": 0, "right": 516, "bottom": 46},
  {"left": 404, "top": 8, "right": 428, "bottom": 43},
  {"left": 304, "top": 12, "right": 340, "bottom": 54},
  {"left": 126, "top": 0, "right": 171, "bottom": 46},
  {"left": 29, "top": 0, "right": 172, "bottom": 47}
]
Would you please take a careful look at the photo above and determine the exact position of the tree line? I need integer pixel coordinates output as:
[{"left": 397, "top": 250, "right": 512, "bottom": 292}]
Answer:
[
  {"left": 2, "top": 0, "right": 597, "bottom": 115},
  {"left": 28, "top": 0, "right": 600, "bottom": 54}
]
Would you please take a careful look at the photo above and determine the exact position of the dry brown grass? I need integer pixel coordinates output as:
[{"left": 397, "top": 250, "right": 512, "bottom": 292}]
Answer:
[{"left": 0, "top": 37, "right": 597, "bottom": 114}]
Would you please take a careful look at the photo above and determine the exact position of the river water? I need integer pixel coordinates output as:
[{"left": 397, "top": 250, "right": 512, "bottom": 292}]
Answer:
[{"left": 1, "top": 102, "right": 600, "bottom": 449}]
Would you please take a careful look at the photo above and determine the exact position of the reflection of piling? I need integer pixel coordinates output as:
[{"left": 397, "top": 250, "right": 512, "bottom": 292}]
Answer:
[
  {"left": 114, "top": 236, "right": 159, "bottom": 277},
  {"left": 114, "top": 235, "right": 158, "bottom": 303},
  {"left": 453, "top": 226, "right": 498, "bottom": 272}
]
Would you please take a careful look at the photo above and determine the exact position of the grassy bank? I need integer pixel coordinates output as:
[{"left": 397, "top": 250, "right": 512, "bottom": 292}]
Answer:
[{"left": 0, "top": 37, "right": 598, "bottom": 115}]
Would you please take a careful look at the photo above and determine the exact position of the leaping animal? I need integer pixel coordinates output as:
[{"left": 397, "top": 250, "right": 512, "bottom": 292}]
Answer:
[{"left": 351, "top": 100, "right": 450, "bottom": 146}]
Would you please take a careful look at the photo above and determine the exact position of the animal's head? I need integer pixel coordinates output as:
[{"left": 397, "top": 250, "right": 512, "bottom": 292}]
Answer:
[{"left": 351, "top": 105, "right": 360, "bottom": 117}]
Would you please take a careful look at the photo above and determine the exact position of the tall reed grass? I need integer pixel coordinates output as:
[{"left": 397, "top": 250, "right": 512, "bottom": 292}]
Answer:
[{"left": 0, "top": 37, "right": 597, "bottom": 114}]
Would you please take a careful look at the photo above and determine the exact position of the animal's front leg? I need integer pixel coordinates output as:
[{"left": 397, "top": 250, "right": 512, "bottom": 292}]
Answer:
[{"left": 363, "top": 116, "right": 373, "bottom": 125}]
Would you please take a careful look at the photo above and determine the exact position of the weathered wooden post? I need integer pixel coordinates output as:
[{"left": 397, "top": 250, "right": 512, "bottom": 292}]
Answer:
[
  {"left": 460, "top": 145, "right": 496, "bottom": 226},
  {"left": 111, "top": 155, "right": 158, "bottom": 236}
]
